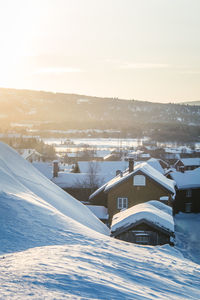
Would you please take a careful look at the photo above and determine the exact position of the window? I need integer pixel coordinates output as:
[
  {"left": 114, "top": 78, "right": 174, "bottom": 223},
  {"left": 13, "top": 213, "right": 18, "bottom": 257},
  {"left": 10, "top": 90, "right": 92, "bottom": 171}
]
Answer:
[
  {"left": 185, "top": 202, "right": 192, "bottom": 213},
  {"left": 133, "top": 175, "right": 146, "bottom": 186},
  {"left": 186, "top": 189, "right": 192, "bottom": 198},
  {"left": 135, "top": 234, "right": 149, "bottom": 244},
  {"left": 117, "top": 197, "right": 128, "bottom": 209}
]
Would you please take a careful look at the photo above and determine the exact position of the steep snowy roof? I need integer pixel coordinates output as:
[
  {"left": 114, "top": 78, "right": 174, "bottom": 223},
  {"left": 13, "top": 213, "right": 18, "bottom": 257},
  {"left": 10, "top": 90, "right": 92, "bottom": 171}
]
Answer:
[
  {"left": 78, "top": 161, "right": 129, "bottom": 175},
  {"left": 33, "top": 162, "right": 53, "bottom": 179},
  {"left": 52, "top": 172, "right": 95, "bottom": 188},
  {"left": 169, "top": 168, "right": 200, "bottom": 189},
  {"left": 179, "top": 158, "right": 200, "bottom": 166},
  {"left": 86, "top": 205, "right": 108, "bottom": 220},
  {"left": 147, "top": 200, "right": 173, "bottom": 216},
  {"left": 111, "top": 201, "right": 174, "bottom": 235},
  {"left": 146, "top": 158, "right": 165, "bottom": 174},
  {"left": 104, "top": 162, "right": 175, "bottom": 194}
]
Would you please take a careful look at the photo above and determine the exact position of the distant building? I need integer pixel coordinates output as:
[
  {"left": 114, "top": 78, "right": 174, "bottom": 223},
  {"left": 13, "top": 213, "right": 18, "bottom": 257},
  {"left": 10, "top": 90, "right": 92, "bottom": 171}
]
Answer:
[
  {"left": 18, "top": 149, "right": 42, "bottom": 162},
  {"left": 167, "top": 168, "right": 200, "bottom": 214},
  {"left": 174, "top": 158, "right": 200, "bottom": 172},
  {"left": 111, "top": 201, "right": 174, "bottom": 246}
]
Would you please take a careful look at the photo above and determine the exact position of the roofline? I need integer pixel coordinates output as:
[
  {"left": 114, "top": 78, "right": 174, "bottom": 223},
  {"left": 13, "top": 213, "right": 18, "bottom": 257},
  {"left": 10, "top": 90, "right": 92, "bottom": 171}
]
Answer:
[
  {"left": 105, "top": 168, "right": 175, "bottom": 194},
  {"left": 111, "top": 218, "right": 174, "bottom": 238}
]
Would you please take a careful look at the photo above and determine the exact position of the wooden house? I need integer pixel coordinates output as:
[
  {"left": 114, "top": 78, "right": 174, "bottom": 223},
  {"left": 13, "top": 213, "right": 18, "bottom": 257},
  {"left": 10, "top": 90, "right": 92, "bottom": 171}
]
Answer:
[
  {"left": 90, "top": 161, "right": 175, "bottom": 224},
  {"left": 18, "top": 148, "right": 42, "bottom": 162},
  {"left": 111, "top": 201, "right": 174, "bottom": 246},
  {"left": 174, "top": 158, "right": 200, "bottom": 172},
  {"left": 167, "top": 168, "right": 200, "bottom": 214}
]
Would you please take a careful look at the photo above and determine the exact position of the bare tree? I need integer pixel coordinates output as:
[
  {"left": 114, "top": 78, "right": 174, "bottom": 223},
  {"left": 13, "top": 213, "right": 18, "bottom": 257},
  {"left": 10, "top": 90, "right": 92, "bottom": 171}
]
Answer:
[{"left": 75, "top": 161, "right": 104, "bottom": 199}]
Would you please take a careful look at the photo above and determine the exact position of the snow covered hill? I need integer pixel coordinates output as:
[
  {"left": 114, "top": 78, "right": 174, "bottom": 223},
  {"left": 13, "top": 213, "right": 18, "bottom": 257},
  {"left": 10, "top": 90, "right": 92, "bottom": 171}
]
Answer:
[
  {"left": 0, "top": 142, "right": 199, "bottom": 299},
  {"left": 0, "top": 141, "right": 109, "bottom": 253}
]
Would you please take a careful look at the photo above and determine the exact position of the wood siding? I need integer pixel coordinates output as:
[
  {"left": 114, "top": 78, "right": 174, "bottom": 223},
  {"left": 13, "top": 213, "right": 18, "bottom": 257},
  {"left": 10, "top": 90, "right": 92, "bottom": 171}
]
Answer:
[
  {"left": 114, "top": 223, "right": 171, "bottom": 246},
  {"left": 173, "top": 188, "right": 200, "bottom": 214},
  {"left": 107, "top": 171, "right": 172, "bottom": 223}
]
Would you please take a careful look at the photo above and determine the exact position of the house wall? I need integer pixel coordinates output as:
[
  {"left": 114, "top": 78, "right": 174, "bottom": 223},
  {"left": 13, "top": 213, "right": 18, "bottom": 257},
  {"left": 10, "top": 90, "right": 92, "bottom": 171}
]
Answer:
[
  {"left": 107, "top": 172, "right": 172, "bottom": 223},
  {"left": 175, "top": 160, "right": 184, "bottom": 171},
  {"left": 114, "top": 223, "right": 171, "bottom": 246},
  {"left": 175, "top": 160, "right": 199, "bottom": 171},
  {"left": 173, "top": 188, "right": 200, "bottom": 214},
  {"left": 90, "top": 191, "right": 108, "bottom": 207},
  {"left": 63, "top": 187, "right": 92, "bottom": 203}
]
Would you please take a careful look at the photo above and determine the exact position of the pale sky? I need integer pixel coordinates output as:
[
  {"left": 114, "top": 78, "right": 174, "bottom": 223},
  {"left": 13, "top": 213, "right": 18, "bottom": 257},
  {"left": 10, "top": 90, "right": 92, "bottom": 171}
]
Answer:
[{"left": 0, "top": 0, "right": 199, "bottom": 103}]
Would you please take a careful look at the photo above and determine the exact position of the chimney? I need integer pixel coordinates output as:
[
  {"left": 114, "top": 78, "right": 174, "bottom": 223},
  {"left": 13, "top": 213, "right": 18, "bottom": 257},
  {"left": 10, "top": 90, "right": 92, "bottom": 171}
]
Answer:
[
  {"left": 116, "top": 170, "right": 121, "bottom": 176},
  {"left": 129, "top": 158, "right": 134, "bottom": 173},
  {"left": 53, "top": 160, "right": 59, "bottom": 177}
]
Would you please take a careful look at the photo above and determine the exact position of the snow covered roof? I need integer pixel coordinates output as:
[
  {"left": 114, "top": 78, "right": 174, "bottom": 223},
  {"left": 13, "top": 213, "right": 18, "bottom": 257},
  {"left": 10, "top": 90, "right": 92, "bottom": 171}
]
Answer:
[
  {"left": 164, "top": 146, "right": 193, "bottom": 154},
  {"left": 86, "top": 205, "right": 108, "bottom": 220},
  {"left": 178, "top": 158, "right": 200, "bottom": 167},
  {"left": 33, "top": 162, "right": 53, "bottom": 180},
  {"left": 78, "top": 160, "right": 129, "bottom": 183},
  {"left": 146, "top": 158, "right": 165, "bottom": 174},
  {"left": 147, "top": 200, "right": 173, "bottom": 216},
  {"left": 78, "top": 160, "right": 129, "bottom": 174},
  {"left": 140, "top": 153, "right": 151, "bottom": 158},
  {"left": 111, "top": 201, "right": 174, "bottom": 235},
  {"left": 52, "top": 172, "right": 93, "bottom": 188},
  {"left": 19, "top": 148, "right": 42, "bottom": 160},
  {"left": 169, "top": 168, "right": 200, "bottom": 189},
  {"left": 104, "top": 162, "right": 175, "bottom": 194}
]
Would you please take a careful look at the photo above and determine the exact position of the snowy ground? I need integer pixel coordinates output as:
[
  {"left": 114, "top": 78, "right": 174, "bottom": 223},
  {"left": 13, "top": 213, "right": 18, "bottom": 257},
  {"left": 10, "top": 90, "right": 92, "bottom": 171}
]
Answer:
[
  {"left": 0, "top": 142, "right": 200, "bottom": 299},
  {"left": 0, "top": 237, "right": 200, "bottom": 299},
  {"left": 174, "top": 213, "right": 200, "bottom": 264}
]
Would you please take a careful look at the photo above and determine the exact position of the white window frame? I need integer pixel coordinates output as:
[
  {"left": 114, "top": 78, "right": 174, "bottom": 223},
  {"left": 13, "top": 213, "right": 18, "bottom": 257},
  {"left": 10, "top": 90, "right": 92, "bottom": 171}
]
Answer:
[
  {"left": 135, "top": 235, "right": 150, "bottom": 244},
  {"left": 117, "top": 197, "right": 128, "bottom": 209},
  {"left": 133, "top": 175, "right": 146, "bottom": 186},
  {"left": 186, "top": 189, "right": 192, "bottom": 198}
]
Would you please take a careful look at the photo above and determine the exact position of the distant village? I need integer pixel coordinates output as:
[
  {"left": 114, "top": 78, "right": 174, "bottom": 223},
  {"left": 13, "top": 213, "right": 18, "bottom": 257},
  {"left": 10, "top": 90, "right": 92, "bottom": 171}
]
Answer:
[{"left": 8, "top": 137, "right": 200, "bottom": 247}]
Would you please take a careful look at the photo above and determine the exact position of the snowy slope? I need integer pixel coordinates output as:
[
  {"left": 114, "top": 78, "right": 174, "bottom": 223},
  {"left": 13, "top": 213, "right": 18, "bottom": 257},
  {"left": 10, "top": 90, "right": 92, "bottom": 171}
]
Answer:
[
  {"left": 0, "top": 142, "right": 109, "bottom": 252},
  {"left": 0, "top": 142, "right": 200, "bottom": 299},
  {"left": 0, "top": 240, "right": 199, "bottom": 299}
]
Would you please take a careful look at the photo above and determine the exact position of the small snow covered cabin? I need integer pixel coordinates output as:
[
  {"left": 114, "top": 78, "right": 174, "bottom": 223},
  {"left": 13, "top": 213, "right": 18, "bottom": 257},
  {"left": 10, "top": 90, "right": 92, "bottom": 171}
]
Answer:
[
  {"left": 167, "top": 168, "right": 200, "bottom": 214},
  {"left": 90, "top": 161, "right": 175, "bottom": 224},
  {"left": 174, "top": 158, "right": 200, "bottom": 172},
  {"left": 111, "top": 201, "right": 174, "bottom": 246}
]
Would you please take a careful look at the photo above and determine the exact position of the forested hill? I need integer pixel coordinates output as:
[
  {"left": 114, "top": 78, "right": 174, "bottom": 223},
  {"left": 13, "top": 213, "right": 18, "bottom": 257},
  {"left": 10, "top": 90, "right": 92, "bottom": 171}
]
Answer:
[{"left": 0, "top": 88, "right": 199, "bottom": 142}]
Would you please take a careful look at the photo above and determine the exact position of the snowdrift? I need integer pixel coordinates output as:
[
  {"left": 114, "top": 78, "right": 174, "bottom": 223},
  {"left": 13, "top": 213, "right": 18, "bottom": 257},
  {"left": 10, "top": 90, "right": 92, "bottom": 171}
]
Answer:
[{"left": 0, "top": 142, "right": 109, "bottom": 253}]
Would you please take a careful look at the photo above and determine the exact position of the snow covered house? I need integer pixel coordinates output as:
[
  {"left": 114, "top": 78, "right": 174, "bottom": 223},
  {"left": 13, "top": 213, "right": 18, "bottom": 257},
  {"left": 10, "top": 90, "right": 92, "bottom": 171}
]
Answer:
[
  {"left": 18, "top": 148, "right": 42, "bottom": 162},
  {"left": 167, "top": 168, "right": 200, "bottom": 214},
  {"left": 111, "top": 201, "right": 174, "bottom": 246},
  {"left": 89, "top": 161, "right": 175, "bottom": 224},
  {"left": 174, "top": 157, "right": 200, "bottom": 172}
]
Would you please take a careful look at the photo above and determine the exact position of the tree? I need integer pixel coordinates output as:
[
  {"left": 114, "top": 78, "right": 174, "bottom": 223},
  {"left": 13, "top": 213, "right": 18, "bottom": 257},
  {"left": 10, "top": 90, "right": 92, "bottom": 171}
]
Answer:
[{"left": 75, "top": 161, "right": 104, "bottom": 199}]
